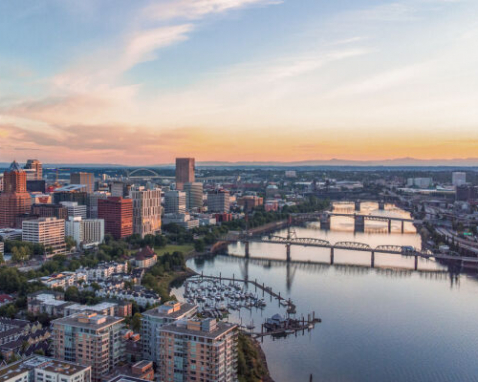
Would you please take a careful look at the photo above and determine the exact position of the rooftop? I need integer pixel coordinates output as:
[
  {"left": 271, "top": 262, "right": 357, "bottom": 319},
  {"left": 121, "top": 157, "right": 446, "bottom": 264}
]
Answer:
[
  {"left": 52, "top": 312, "right": 124, "bottom": 329},
  {"left": 143, "top": 302, "right": 196, "bottom": 320},
  {"left": 160, "top": 321, "right": 237, "bottom": 340}
]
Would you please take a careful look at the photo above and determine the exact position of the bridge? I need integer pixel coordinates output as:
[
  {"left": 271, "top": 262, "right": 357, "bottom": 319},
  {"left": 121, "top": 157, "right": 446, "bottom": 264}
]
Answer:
[
  {"left": 220, "top": 231, "right": 478, "bottom": 271},
  {"left": 292, "top": 211, "right": 414, "bottom": 233},
  {"left": 126, "top": 168, "right": 175, "bottom": 180}
]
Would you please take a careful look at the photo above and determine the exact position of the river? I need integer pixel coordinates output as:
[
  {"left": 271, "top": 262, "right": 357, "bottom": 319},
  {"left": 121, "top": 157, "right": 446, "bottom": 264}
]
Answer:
[{"left": 172, "top": 202, "right": 478, "bottom": 382}]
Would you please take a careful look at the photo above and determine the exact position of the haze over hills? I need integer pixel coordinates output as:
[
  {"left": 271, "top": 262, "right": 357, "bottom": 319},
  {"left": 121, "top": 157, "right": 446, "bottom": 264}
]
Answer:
[{"left": 2, "top": 157, "right": 478, "bottom": 168}]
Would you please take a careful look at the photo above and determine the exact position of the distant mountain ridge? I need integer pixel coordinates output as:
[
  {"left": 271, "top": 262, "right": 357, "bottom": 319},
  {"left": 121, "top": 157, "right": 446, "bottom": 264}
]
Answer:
[{"left": 1, "top": 157, "right": 478, "bottom": 168}]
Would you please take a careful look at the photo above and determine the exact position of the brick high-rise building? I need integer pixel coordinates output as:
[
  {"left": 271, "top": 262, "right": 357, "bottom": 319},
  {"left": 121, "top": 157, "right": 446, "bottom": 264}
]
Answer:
[
  {"left": 70, "top": 172, "right": 94, "bottom": 194},
  {"left": 175, "top": 158, "right": 195, "bottom": 191},
  {"left": 98, "top": 197, "right": 133, "bottom": 239},
  {"left": 0, "top": 161, "right": 32, "bottom": 228},
  {"left": 32, "top": 204, "right": 69, "bottom": 220}
]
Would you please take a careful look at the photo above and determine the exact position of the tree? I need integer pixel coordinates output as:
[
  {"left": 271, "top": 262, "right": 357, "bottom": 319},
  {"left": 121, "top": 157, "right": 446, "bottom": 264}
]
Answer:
[
  {"left": 11, "top": 246, "right": 30, "bottom": 263},
  {"left": 65, "top": 236, "right": 77, "bottom": 251},
  {"left": 194, "top": 239, "right": 205, "bottom": 253},
  {"left": 131, "top": 313, "right": 142, "bottom": 332}
]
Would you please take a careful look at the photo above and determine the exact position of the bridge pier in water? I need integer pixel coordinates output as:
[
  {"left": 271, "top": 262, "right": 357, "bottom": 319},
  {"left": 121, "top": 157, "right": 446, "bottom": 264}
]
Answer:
[
  {"left": 414, "top": 255, "right": 418, "bottom": 271},
  {"left": 330, "top": 247, "right": 334, "bottom": 265},
  {"left": 371, "top": 251, "right": 375, "bottom": 268},
  {"left": 401, "top": 220, "right": 405, "bottom": 233},
  {"left": 354, "top": 215, "right": 365, "bottom": 232},
  {"left": 286, "top": 243, "right": 291, "bottom": 262},
  {"left": 245, "top": 241, "right": 250, "bottom": 258},
  {"left": 320, "top": 214, "right": 331, "bottom": 230},
  {"left": 378, "top": 201, "right": 385, "bottom": 210},
  {"left": 388, "top": 220, "right": 392, "bottom": 233},
  {"left": 355, "top": 201, "right": 361, "bottom": 211}
]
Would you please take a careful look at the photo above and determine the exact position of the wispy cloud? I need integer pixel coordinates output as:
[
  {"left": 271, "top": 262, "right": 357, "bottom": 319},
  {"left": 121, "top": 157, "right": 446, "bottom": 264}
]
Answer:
[{"left": 145, "top": 0, "right": 283, "bottom": 20}]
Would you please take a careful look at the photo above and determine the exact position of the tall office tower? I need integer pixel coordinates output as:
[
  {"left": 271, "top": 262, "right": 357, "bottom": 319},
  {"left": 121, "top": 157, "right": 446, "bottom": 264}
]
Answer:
[
  {"left": 98, "top": 197, "right": 133, "bottom": 239},
  {"left": 65, "top": 217, "right": 105, "bottom": 248},
  {"left": 164, "top": 191, "right": 186, "bottom": 214},
  {"left": 88, "top": 192, "right": 109, "bottom": 218},
  {"left": 25, "top": 159, "right": 43, "bottom": 180},
  {"left": 452, "top": 172, "right": 467, "bottom": 187},
  {"left": 70, "top": 172, "right": 94, "bottom": 194},
  {"left": 0, "top": 161, "right": 32, "bottom": 228},
  {"left": 183, "top": 182, "right": 203, "bottom": 211},
  {"left": 207, "top": 189, "right": 230, "bottom": 212},
  {"left": 60, "top": 201, "right": 88, "bottom": 219},
  {"left": 141, "top": 301, "right": 197, "bottom": 364},
  {"left": 51, "top": 312, "right": 125, "bottom": 382},
  {"left": 175, "top": 158, "right": 195, "bottom": 191},
  {"left": 131, "top": 187, "right": 162, "bottom": 238},
  {"left": 158, "top": 318, "right": 238, "bottom": 382},
  {"left": 110, "top": 181, "right": 126, "bottom": 198},
  {"left": 22, "top": 217, "right": 66, "bottom": 256}
]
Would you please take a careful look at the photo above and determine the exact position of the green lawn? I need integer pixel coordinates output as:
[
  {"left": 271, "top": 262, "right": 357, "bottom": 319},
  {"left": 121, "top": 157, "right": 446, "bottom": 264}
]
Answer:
[{"left": 154, "top": 244, "right": 194, "bottom": 257}]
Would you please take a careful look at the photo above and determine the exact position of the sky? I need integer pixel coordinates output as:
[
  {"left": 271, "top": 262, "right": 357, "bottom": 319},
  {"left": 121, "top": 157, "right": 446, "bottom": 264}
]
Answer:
[{"left": 1, "top": 0, "right": 478, "bottom": 165}]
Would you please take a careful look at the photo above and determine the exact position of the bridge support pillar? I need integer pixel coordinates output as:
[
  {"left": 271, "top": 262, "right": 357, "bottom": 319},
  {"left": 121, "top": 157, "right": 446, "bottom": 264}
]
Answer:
[
  {"left": 371, "top": 251, "right": 375, "bottom": 268},
  {"left": 388, "top": 220, "right": 392, "bottom": 233},
  {"left": 401, "top": 221, "right": 405, "bottom": 233},
  {"left": 354, "top": 215, "right": 365, "bottom": 232},
  {"left": 414, "top": 255, "right": 418, "bottom": 271},
  {"left": 286, "top": 244, "right": 291, "bottom": 262},
  {"left": 245, "top": 241, "right": 250, "bottom": 258},
  {"left": 330, "top": 248, "right": 334, "bottom": 265},
  {"left": 320, "top": 214, "right": 331, "bottom": 230},
  {"left": 355, "top": 201, "right": 361, "bottom": 212},
  {"left": 378, "top": 201, "right": 385, "bottom": 210}
]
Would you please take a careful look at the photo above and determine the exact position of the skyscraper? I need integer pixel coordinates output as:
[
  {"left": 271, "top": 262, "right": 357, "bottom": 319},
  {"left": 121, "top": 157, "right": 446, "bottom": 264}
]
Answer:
[
  {"left": 0, "top": 161, "right": 32, "bottom": 228},
  {"left": 25, "top": 159, "right": 43, "bottom": 180},
  {"left": 98, "top": 197, "right": 133, "bottom": 239},
  {"left": 175, "top": 158, "right": 195, "bottom": 191},
  {"left": 70, "top": 172, "right": 94, "bottom": 194},
  {"left": 131, "top": 187, "right": 162, "bottom": 238},
  {"left": 207, "top": 189, "right": 230, "bottom": 212}
]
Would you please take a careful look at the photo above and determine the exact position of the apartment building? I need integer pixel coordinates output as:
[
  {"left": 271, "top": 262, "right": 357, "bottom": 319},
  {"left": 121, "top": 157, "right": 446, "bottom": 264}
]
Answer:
[
  {"left": 141, "top": 301, "right": 197, "bottom": 364},
  {"left": 158, "top": 318, "right": 238, "bottom": 382},
  {"left": 65, "top": 217, "right": 104, "bottom": 248},
  {"left": 51, "top": 313, "right": 125, "bottom": 382},
  {"left": 22, "top": 217, "right": 66, "bottom": 256},
  {"left": 0, "top": 356, "right": 91, "bottom": 382},
  {"left": 131, "top": 187, "right": 162, "bottom": 238}
]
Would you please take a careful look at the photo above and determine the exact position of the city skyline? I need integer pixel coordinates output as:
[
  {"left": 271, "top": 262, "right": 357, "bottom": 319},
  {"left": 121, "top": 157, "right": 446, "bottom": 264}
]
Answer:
[{"left": 1, "top": 0, "right": 478, "bottom": 165}]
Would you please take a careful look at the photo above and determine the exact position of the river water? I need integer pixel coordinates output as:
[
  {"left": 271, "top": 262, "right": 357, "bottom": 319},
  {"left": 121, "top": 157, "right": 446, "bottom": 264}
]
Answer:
[{"left": 172, "top": 203, "right": 478, "bottom": 382}]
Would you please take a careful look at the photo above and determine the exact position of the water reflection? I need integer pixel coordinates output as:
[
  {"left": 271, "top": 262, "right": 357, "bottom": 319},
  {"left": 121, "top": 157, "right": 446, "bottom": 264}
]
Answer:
[{"left": 171, "top": 203, "right": 478, "bottom": 382}]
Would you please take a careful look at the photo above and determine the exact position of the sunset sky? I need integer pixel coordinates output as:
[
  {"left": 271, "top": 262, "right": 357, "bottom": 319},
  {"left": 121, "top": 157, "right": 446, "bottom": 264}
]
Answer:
[{"left": 1, "top": 0, "right": 478, "bottom": 165}]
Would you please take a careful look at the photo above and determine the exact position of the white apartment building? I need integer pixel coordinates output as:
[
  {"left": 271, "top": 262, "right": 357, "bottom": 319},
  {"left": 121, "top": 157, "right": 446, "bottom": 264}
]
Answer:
[
  {"left": 22, "top": 217, "right": 66, "bottom": 256},
  {"left": 164, "top": 190, "right": 186, "bottom": 214},
  {"left": 65, "top": 217, "right": 104, "bottom": 248},
  {"left": 131, "top": 187, "right": 162, "bottom": 238}
]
